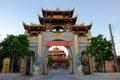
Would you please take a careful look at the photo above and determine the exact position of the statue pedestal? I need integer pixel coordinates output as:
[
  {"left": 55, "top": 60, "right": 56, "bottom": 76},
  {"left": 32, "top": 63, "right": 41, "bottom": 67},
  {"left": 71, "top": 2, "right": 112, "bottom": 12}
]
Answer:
[
  {"left": 75, "top": 65, "right": 84, "bottom": 75},
  {"left": 33, "top": 65, "right": 41, "bottom": 77}
]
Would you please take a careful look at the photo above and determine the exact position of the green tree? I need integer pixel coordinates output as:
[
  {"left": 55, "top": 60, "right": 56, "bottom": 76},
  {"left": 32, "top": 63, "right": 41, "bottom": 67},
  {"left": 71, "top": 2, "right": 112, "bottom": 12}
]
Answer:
[
  {"left": 65, "top": 57, "right": 70, "bottom": 69},
  {"left": 48, "top": 56, "right": 53, "bottom": 68},
  {"left": 0, "top": 34, "right": 30, "bottom": 72},
  {"left": 84, "top": 34, "right": 114, "bottom": 72}
]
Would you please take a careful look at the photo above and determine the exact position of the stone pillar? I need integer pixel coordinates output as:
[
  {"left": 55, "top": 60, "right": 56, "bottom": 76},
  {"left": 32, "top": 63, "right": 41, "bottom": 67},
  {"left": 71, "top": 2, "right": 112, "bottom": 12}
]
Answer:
[
  {"left": 38, "top": 34, "right": 42, "bottom": 56},
  {"left": 87, "top": 30, "right": 92, "bottom": 43},
  {"left": 67, "top": 49, "right": 73, "bottom": 74},
  {"left": 74, "top": 34, "right": 78, "bottom": 55},
  {"left": 33, "top": 34, "right": 42, "bottom": 76},
  {"left": 43, "top": 48, "right": 48, "bottom": 75},
  {"left": 87, "top": 30, "right": 93, "bottom": 73},
  {"left": 74, "top": 34, "right": 82, "bottom": 74}
]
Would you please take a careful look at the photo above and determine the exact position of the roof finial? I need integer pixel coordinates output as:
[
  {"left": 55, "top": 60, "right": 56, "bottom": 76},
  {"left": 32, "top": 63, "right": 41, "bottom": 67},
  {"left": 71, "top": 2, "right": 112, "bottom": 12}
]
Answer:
[
  {"left": 41, "top": 6, "right": 43, "bottom": 10},
  {"left": 22, "top": 20, "right": 26, "bottom": 25},
  {"left": 76, "top": 14, "right": 78, "bottom": 17},
  {"left": 56, "top": 7, "right": 60, "bottom": 11},
  {"left": 46, "top": 8, "right": 48, "bottom": 10},
  {"left": 90, "top": 21, "right": 93, "bottom": 25}
]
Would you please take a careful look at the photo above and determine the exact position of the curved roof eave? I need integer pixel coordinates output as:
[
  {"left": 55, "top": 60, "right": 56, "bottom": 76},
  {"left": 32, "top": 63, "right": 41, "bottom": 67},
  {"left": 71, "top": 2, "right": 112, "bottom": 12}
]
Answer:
[{"left": 71, "top": 22, "right": 93, "bottom": 29}]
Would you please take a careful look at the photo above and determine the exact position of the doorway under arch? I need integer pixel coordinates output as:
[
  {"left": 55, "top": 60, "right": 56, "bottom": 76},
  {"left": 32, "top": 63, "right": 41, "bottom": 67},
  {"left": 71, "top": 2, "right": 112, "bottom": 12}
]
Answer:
[
  {"left": 81, "top": 51, "right": 90, "bottom": 74},
  {"left": 48, "top": 46, "right": 68, "bottom": 70},
  {"left": 42, "top": 45, "right": 74, "bottom": 75},
  {"left": 25, "top": 50, "right": 35, "bottom": 75}
]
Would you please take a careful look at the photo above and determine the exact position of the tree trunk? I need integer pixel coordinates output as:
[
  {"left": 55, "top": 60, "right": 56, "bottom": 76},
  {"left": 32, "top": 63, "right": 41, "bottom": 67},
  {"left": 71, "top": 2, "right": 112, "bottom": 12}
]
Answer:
[
  {"left": 101, "top": 58, "right": 105, "bottom": 72},
  {"left": 10, "top": 58, "right": 14, "bottom": 72}
]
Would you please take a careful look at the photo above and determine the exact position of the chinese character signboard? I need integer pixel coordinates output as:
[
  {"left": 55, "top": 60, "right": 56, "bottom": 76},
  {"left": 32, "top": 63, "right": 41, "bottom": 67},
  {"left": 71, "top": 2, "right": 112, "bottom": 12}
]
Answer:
[{"left": 44, "top": 40, "right": 73, "bottom": 46}]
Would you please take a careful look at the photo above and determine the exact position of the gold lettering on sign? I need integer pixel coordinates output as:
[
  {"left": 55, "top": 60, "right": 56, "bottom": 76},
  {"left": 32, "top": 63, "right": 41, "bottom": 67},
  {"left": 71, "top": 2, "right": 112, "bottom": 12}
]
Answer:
[{"left": 44, "top": 41, "right": 73, "bottom": 46}]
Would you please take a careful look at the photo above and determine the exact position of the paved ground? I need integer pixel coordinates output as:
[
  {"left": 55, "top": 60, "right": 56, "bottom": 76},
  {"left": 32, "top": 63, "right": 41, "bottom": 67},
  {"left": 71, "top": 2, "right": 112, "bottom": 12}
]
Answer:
[
  {"left": 0, "top": 69, "right": 120, "bottom": 80},
  {"left": 0, "top": 73, "right": 32, "bottom": 80},
  {"left": 13, "top": 75, "right": 32, "bottom": 80},
  {"left": 29, "top": 69, "right": 120, "bottom": 80},
  {"left": 0, "top": 73, "right": 23, "bottom": 80}
]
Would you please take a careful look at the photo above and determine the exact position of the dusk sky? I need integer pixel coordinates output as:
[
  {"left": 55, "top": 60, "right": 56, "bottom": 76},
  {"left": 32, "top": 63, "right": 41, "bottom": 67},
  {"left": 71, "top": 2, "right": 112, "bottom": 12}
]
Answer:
[{"left": 0, "top": 0, "right": 120, "bottom": 55}]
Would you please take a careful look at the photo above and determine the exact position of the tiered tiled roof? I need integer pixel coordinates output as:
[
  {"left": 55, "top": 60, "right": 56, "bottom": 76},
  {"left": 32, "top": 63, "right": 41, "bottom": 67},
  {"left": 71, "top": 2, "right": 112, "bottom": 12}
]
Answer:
[{"left": 23, "top": 8, "right": 92, "bottom": 37}]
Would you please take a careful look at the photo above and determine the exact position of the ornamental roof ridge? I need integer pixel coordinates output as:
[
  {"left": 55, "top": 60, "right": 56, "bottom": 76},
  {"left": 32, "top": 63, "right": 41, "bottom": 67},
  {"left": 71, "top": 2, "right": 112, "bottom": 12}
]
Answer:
[
  {"left": 42, "top": 7, "right": 74, "bottom": 12},
  {"left": 79, "top": 23, "right": 85, "bottom": 26},
  {"left": 73, "top": 22, "right": 93, "bottom": 26},
  {"left": 56, "top": 7, "right": 60, "bottom": 11},
  {"left": 23, "top": 21, "right": 43, "bottom": 27},
  {"left": 30, "top": 22, "right": 41, "bottom": 26}
]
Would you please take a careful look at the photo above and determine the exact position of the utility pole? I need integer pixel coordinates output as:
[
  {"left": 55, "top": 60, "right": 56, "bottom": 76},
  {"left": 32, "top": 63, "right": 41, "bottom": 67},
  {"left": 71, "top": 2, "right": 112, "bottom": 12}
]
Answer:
[{"left": 109, "top": 24, "right": 118, "bottom": 71}]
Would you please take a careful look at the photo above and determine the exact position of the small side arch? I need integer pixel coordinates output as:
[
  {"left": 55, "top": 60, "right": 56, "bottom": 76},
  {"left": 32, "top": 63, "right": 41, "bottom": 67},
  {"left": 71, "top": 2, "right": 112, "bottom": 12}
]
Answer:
[{"left": 81, "top": 51, "right": 90, "bottom": 74}]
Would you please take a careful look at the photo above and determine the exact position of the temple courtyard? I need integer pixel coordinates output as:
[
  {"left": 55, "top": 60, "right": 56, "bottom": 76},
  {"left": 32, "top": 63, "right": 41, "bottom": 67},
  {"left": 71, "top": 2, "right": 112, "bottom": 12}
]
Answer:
[{"left": 0, "top": 69, "right": 120, "bottom": 80}]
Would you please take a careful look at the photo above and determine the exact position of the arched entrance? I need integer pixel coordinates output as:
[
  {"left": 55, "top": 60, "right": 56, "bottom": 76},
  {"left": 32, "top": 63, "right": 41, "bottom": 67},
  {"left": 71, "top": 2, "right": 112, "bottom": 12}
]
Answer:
[
  {"left": 48, "top": 46, "right": 68, "bottom": 70},
  {"left": 81, "top": 51, "right": 90, "bottom": 74},
  {"left": 25, "top": 56, "right": 31, "bottom": 75},
  {"left": 42, "top": 40, "right": 74, "bottom": 75},
  {"left": 25, "top": 51, "right": 35, "bottom": 75}
]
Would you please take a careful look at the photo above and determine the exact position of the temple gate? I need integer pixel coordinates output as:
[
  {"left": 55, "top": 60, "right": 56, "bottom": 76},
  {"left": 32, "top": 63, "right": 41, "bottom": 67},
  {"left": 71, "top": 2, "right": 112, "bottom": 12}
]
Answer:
[{"left": 22, "top": 8, "right": 92, "bottom": 75}]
